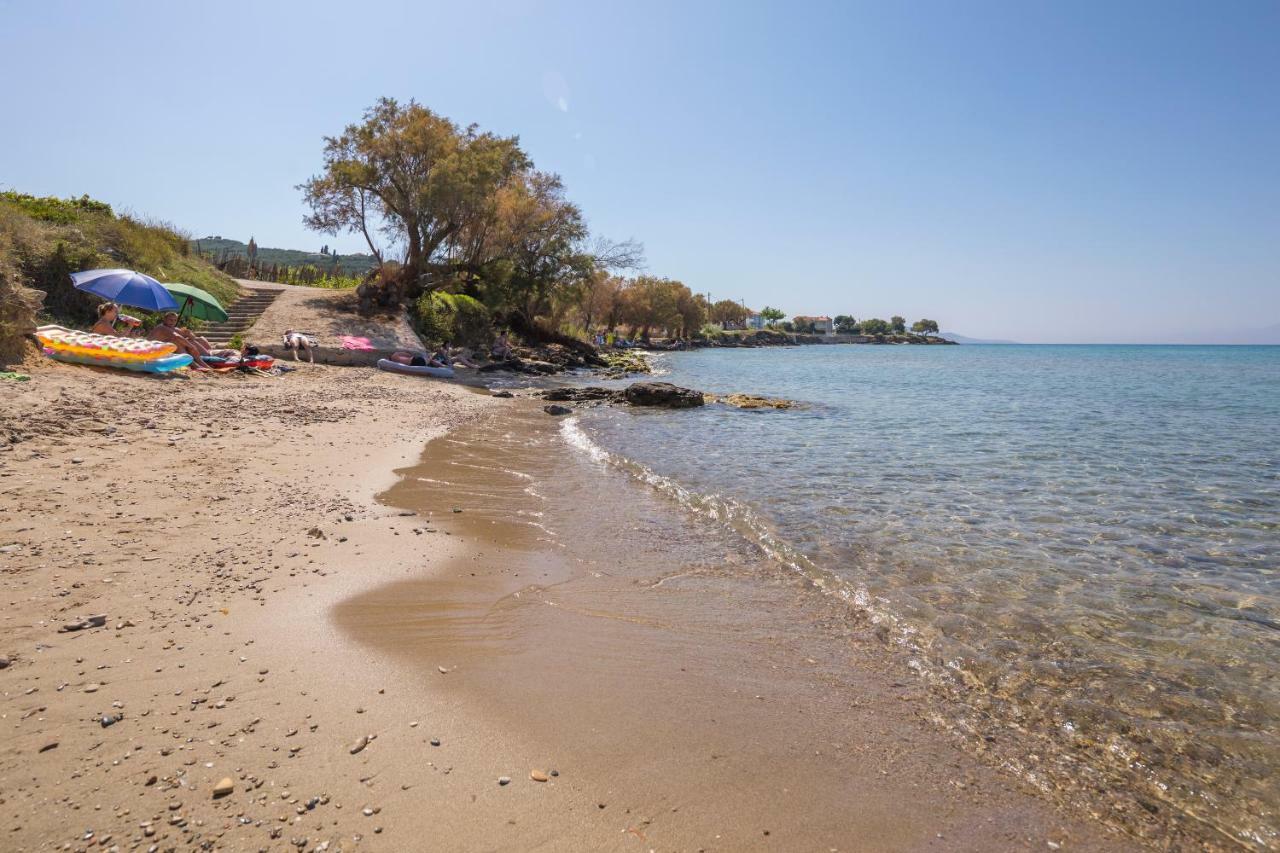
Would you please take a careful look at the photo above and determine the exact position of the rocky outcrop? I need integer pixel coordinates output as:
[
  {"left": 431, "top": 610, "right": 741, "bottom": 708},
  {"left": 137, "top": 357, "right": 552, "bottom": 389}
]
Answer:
[
  {"left": 538, "top": 383, "right": 805, "bottom": 412},
  {"left": 623, "top": 382, "right": 705, "bottom": 408},
  {"left": 707, "top": 393, "right": 800, "bottom": 410},
  {"left": 543, "top": 387, "right": 616, "bottom": 403},
  {"left": 539, "top": 382, "right": 704, "bottom": 410}
]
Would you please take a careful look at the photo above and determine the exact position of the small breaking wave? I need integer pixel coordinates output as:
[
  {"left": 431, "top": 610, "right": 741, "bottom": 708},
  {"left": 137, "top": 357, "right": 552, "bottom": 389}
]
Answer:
[{"left": 560, "top": 416, "right": 909, "bottom": 640}]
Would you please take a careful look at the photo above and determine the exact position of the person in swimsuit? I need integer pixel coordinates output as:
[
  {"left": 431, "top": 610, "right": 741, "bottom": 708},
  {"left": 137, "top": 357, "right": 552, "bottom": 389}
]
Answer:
[
  {"left": 90, "top": 303, "right": 141, "bottom": 337},
  {"left": 148, "top": 312, "right": 211, "bottom": 368},
  {"left": 388, "top": 350, "right": 441, "bottom": 368},
  {"left": 490, "top": 332, "right": 513, "bottom": 361}
]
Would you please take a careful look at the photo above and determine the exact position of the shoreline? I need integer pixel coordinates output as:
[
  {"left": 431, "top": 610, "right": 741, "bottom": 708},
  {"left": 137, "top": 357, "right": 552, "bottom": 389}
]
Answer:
[
  {"left": 0, "top": 354, "right": 1204, "bottom": 850},
  {"left": 330, "top": 399, "right": 1141, "bottom": 851}
]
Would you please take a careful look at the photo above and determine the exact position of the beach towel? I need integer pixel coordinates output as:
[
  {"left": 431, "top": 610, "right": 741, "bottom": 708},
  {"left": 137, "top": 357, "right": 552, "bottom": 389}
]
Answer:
[{"left": 341, "top": 336, "right": 375, "bottom": 351}]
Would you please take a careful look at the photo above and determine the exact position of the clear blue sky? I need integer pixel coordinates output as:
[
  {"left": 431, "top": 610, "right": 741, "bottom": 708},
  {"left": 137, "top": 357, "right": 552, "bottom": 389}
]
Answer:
[{"left": 2, "top": 0, "right": 1277, "bottom": 342}]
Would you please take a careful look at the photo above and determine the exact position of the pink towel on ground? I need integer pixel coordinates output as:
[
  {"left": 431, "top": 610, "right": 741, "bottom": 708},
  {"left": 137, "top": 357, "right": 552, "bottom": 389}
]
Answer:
[{"left": 341, "top": 336, "right": 375, "bottom": 351}]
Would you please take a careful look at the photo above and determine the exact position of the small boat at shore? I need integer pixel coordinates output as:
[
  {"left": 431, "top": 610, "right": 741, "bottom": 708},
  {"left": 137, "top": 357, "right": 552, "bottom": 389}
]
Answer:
[{"left": 376, "top": 358, "right": 455, "bottom": 379}]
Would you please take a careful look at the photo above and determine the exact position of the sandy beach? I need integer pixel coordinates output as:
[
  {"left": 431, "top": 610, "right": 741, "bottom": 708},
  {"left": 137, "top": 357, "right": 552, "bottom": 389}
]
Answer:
[{"left": 0, "top": 355, "right": 1169, "bottom": 852}]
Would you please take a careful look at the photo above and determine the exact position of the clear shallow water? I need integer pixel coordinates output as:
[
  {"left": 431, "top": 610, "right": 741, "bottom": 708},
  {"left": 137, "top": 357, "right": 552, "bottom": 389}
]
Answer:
[{"left": 569, "top": 344, "right": 1280, "bottom": 847}]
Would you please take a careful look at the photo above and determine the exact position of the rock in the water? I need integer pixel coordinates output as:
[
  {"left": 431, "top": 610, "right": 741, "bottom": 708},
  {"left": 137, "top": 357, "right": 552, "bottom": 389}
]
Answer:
[
  {"left": 543, "top": 404, "right": 573, "bottom": 416},
  {"left": 530, "top": 770, "right": 549, "bottom": 782},
  {"left": 491, "top": 390, "right": 514, "bottom": 398},
  {"left": 623, "top": 382, "right": 705, "bottom": 409},
  {"left": 212, "top": 778, "right": 234, "bottom": 798},
  {"left": 712, "top": 393, "right": 799, "bottom": 410},
  {"left": 542, "top": 386, "right": 616, "bottom": 403}
]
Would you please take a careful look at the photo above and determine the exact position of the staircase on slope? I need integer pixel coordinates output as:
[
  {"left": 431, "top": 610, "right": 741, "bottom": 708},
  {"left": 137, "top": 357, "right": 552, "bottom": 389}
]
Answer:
[{"left": 203, "top": 287, "right": 284, "bottom": 347}]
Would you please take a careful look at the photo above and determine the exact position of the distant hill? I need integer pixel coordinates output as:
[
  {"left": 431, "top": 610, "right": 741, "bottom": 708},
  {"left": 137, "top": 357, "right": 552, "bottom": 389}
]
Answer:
[
  {"left": 941, "top": 331, "right": 1020, "bottom": 344},
  {"left": 191, "top": 236, "right": 379, "bottom": 277}
]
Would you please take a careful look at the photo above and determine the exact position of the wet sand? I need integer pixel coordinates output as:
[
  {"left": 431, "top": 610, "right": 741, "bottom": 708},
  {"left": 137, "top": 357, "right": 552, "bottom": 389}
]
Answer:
[{"left": 333, "top": 403, "right": 1141, "bottom": 851}]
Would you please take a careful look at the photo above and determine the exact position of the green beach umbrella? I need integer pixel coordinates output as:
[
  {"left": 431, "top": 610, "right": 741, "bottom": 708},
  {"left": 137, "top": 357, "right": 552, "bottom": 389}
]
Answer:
[{"left": 164, "top": 283, "right": 228, "bottom": 323}]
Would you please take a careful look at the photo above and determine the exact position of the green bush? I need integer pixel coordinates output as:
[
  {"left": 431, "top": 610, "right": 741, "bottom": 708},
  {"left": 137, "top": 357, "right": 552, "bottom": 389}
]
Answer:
[
  {"left": 413, "top": 291, "right": 493, "bottom": 348},
  {"left": 0, "top": 191, "right": 113, "bottom": 224},
  {"left": 0, "top": 191, "right": 238, "bottom": 328}
]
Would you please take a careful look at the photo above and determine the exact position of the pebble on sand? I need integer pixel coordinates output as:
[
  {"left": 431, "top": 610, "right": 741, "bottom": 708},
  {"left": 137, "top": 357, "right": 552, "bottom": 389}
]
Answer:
[
  {"left": 498, "top": 776, "right": 511, "bottom": 786},
  {"left": 349, "top": 735, "right": 369, "bottom": 755},
  {"left": 212, "top": 778, "right": 235, "bottom": 798},
  {"left": 530, "top": 770, "right": 549, "bottom": 782}
]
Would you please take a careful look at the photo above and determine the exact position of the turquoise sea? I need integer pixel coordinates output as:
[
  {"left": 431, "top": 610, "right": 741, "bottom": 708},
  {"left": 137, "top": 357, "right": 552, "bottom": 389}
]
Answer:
[{"left": 565, "top": 344, "right": 1280, "bottom": 848}]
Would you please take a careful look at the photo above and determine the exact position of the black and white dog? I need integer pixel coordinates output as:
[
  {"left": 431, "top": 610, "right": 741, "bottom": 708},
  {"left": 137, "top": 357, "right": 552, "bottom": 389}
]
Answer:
[{"left": 282, "top": 329, "right": 316, "bottom": 363}]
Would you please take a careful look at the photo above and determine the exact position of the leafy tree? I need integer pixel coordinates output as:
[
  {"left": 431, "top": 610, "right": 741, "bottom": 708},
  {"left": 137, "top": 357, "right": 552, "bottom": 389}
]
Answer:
[
  {"left": 834, "top": 314, "right": 861, "bottom": 334},
  {"left": 247, "top": 236, "right": 258, "bottom": 266},
  {"left": 911, "top": 318, "right": 940, "bottom": 336},
  {"left": 861, "top": 317, "right": 891, "bottom": 335},
  {"left": 759, "top": 306, "right": 785, "bottom": 327},
  {"left": 890, "top": 315, "right": 906, "bottom": 334},
  {"left": 300, "top": 97, "right": 528, "bottom": 299},
  {"left": 710, "top": 299, "right": 749, "bottom": 327}
]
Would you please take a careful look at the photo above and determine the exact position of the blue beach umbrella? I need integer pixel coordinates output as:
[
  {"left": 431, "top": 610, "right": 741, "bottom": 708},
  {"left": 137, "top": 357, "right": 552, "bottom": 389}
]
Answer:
[{"left": 70, "top": 268, "right": 180, "bottom": 312}]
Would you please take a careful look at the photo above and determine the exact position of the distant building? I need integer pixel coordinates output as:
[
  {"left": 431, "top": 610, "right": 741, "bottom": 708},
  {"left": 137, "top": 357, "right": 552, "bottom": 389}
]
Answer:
[
  {"left": 792, "top": 315, "right": 834, "bottom": 334},
  {"left": 746, "top": 312, "right": 765, "bottom": 330}
]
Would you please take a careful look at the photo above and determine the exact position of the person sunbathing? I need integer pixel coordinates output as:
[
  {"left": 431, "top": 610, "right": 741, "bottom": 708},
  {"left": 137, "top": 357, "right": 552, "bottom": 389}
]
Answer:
[
  {"left": 149, "top": 312, "right": 212, "bottom": 368},
  {"left": 91, "top": 303, "right": 141, "bottom": 337},
  {"left": 388, "top": 350, "right": 449, "bottom": 368}
]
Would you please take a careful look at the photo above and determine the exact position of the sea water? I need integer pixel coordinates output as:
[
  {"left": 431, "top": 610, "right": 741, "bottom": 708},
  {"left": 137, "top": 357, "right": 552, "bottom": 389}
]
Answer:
[{"left": 566, "top": 344, "right": 1280, "bottom": 847}]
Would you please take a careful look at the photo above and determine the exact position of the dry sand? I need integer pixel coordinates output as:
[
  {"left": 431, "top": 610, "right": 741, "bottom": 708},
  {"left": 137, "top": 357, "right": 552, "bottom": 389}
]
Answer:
[{"left": 1, "top": 352, "right": 1142, "bottom": 851}]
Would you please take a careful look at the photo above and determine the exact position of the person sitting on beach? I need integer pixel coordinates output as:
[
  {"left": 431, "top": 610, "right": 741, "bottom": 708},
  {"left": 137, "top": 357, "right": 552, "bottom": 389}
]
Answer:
[
  {"left": 149, "top": 312, "right": 212, "bottom": 368},
  {"left": 490, "top": 332, "right": 514, "bottom": 361},
  {"left": 91, "top": 303, "right": 141, "bottom": 337}
]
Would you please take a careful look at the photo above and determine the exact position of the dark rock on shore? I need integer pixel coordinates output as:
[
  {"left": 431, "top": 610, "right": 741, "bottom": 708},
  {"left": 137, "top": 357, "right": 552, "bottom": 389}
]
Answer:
[
  {"left": 623, "top": 382, "right": 705, "bottom": 408},
  {"left": 543, "top": 387, "right": 616, "bottom": 403},
  {"left": 543, "top": 404, "right": 573, "bottom": 416},
  {"left": 539, "top": 382, "right": 705, "bottom": 410}
]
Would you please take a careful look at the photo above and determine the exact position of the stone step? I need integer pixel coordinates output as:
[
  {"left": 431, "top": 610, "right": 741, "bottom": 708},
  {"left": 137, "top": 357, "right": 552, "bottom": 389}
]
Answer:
[{"left": 200, "top": 287, "right": 285, "bottom": 344}]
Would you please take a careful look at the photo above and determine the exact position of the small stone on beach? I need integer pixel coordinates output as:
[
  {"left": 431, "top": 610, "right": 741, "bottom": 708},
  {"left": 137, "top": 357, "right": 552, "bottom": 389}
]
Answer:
[
  {"left": 530, "top": 770, "right": 548, "bottom": 782},
  {"left": 498, "top": 777, "right": 511, "bottom": 786},
  {"left": 212, "top": 778, "right": 235, "bottom": 798},
  {"left": 349, "top": 735, "right": 369, "bottom": 755}
]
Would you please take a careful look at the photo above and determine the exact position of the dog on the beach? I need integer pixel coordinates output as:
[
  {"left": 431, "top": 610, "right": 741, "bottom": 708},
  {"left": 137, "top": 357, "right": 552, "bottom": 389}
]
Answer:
[{"left": 282, "top": 330, "right": 316, "bottom": 363}]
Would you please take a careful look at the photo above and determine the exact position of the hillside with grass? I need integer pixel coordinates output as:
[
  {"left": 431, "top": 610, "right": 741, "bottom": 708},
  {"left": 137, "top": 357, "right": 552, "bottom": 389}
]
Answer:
[
  {"left": 191, "top": 236, "right": 378, "bottom": 277},
  {"left": 0, "top": 191, "right": 240, "bottom": 350}
]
